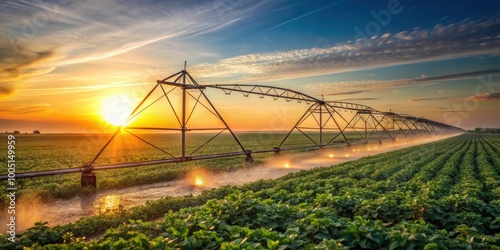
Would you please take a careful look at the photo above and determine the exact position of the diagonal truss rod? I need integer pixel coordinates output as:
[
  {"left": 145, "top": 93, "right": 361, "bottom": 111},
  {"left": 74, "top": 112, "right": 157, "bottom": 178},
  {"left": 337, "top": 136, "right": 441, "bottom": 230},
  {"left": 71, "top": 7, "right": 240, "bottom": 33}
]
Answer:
[
  {"left": 204, "top": 84, "right": 321, "bottom": 103},
  {"left": 325, "top": 101, "right": 374, "bottom": 112}
]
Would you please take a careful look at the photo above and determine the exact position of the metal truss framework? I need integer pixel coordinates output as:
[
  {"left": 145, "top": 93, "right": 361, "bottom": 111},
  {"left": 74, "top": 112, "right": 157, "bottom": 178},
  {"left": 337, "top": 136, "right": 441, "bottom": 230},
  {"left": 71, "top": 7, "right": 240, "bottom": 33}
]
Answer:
[
  {"left": 0, "top": 68, "right": 464, "bottom": 186},
  {"left": 204, "top": 84, "right": 462, "bottom": 145}
]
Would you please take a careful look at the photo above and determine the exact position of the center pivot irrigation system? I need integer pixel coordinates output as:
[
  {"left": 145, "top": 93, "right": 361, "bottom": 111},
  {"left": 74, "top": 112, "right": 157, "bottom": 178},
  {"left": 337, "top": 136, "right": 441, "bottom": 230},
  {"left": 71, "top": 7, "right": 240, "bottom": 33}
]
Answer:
[{"left": 0, "top": 64, "right": 464, "bottom": 187}]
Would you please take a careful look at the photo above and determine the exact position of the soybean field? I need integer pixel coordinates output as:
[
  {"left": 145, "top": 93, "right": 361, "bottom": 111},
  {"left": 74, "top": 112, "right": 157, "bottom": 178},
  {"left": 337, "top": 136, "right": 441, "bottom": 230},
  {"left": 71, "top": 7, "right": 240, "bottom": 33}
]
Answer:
[{"left": 2, "top": 133, "right": 500, "bottom": 249}]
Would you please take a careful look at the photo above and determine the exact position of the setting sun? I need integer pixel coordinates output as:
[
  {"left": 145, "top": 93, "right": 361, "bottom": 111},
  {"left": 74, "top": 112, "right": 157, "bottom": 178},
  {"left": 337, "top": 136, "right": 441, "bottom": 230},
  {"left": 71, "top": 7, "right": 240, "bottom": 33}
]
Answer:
[{"left": 101, "top": 96, "right": 134, "bottom": 126}]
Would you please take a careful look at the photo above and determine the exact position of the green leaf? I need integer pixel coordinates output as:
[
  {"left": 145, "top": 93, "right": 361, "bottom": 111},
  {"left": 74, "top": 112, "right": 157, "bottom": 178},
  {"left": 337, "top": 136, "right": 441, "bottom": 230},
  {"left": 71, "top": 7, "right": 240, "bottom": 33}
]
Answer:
[
  {"left": 267, "top": 239, "right": 280, "bottom": 250},
  {"left": 389, "top": 240, "right": 401, "bottom": 250}
]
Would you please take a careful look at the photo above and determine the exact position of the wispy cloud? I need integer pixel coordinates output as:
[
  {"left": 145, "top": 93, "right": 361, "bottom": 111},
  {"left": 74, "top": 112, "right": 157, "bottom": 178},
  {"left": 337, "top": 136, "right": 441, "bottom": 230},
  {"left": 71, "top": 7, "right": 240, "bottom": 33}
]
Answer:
[
  {"left": 55, "top": 33, "right": 183, "bottom": 67},
  {"left": 303, "top": 69, "right": 500, "bottom": 95},
  {"left": 412, "top": 69, "right": 500, "bottom": 83},
  {"left": 408, "top": 96, "right": 456, "bottom": 102},
  {"left": 303, "top": 79, "right": 411, "bottom": 95},
  {"left": 0, "top": 0, "right": 272, "bottom": 96},
  {"left": 17, "top": 82, "right": 145, "bottom": 97},
  {"left": 0, "top": 104, "right": 52, "bottom": 114},
  {"left": 336, "top": 97, "right": 379, "bottom": 101},
  {"left": 192, "top": 17, "right": 500, "bottom": 81},
  {"left": 0, "top": 84, "right": 14, "bottom": 96},
  {"left": 327, "top": 90, "right": 367, "bottom": 96},
  {"left": 466, "top": 92, "right": 500, "bottom": 101},
  {"left": 0, "top": 48, "right": 60, "bottom": 87},
  {"left": 265, "top": 0, "right": 346, "bottom": 31}
]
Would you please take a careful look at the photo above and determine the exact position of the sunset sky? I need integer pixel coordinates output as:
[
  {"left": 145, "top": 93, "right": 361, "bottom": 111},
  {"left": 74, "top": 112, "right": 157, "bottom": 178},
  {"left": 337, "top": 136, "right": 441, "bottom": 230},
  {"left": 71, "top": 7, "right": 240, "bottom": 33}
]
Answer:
[{"left": 1, "top": 0, "right": 499, "bottom": 133}]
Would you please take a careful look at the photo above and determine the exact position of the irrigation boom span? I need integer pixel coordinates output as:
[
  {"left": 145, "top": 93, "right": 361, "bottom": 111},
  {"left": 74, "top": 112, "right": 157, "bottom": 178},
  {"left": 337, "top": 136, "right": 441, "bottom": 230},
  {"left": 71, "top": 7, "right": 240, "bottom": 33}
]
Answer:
[{"left": 0, "top": 66, "right": 463, "bottom": 187}]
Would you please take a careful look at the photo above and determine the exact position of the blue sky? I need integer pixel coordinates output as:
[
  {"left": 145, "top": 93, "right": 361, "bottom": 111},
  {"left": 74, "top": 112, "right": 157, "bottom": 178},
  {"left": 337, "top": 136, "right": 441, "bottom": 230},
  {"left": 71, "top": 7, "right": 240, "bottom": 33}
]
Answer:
[{"left": 0, "top": 0, "right": 499, "bottom": 132}]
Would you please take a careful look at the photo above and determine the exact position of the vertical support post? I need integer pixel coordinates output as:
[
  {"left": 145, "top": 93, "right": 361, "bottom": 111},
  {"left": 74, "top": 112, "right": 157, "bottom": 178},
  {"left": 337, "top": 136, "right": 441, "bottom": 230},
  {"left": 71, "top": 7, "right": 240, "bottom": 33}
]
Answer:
[
  {"left": 181, "top": 64, "right": 187, "bottom": 159},
  {"left": 81, "top": 172, "right": 96, "bottom": 188},
  {"left": 181, "top": 86, "right": 186, "bottom": 158},
  {"left": 392, "top": 112, "right": 397, "bottom": 140},
  {"left": 81, "top": 165, "right": 96, "bottom": 188},
  {"left": 319, "top": 103, "right": 323, "bottom": 147},
  {"left": 244, "top": 152, "right": 254, "bottom": 163},
  {"left": 273, "top": 147, "right": 281, "bottom": 158},
  {"left": 391, "top": 110, "right": 395, "bottom": 135},
  {"left": 364, "top": 117, "right": 368, "bottom": 144}
]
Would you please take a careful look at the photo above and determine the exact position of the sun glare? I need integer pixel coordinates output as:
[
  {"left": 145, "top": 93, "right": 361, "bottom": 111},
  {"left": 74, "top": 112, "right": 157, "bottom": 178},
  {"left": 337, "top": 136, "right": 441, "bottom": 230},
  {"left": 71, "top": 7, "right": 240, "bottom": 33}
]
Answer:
[
  {"left": 95, "top": 195, "right": 121, "bottom": 214},
  {"left": 101, "top": 95, "right": 134, "bottom": 126},
  {"left": 195, "top": 176, "right": 204, "bottom": 186}
]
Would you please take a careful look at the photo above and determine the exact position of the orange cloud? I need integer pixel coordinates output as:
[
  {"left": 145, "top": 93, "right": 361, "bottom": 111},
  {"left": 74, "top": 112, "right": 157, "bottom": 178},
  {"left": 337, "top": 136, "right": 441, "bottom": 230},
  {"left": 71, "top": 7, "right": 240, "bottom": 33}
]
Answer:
[{"left": 466, "top": 92, "right": 500, "bottom": 101}]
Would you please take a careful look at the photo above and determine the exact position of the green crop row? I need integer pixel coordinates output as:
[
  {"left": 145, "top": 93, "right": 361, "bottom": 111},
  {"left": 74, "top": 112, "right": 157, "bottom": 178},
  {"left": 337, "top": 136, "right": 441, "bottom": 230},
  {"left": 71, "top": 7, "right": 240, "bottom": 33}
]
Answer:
[{"left": 2, "top": 134, "right": 500, "bottom": 249}]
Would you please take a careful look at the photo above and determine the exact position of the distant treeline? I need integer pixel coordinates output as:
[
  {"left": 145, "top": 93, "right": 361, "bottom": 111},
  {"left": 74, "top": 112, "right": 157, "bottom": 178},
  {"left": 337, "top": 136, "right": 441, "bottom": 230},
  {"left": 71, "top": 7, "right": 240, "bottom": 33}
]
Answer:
[
  {"left": 4, "top": 130, "right": 40, "bottom": 134},
  {"left": 472, "top": 127, "right": 500, "bottom": 134}
]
